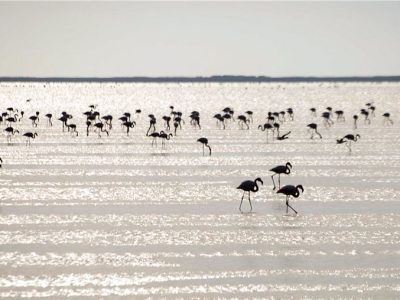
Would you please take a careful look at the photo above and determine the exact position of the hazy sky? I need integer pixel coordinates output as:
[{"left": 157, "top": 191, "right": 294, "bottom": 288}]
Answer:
[{"left": 1, "top": 1, "right": 399, "bottom": 77}]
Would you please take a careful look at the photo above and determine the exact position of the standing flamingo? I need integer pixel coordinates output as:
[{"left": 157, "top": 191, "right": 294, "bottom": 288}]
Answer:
[
  {"left": 307, "top": 123, "right": 322, "bottom": 139},
  {"left": 159, "top": 131, "right": 173, "bottom": 148},
  {"left": 270, "top": 162, "right": 292, "bottom": 190},
  {"left": 237, "top": 177, "right": 263, "bottom": 212},
  {"left": 258, "top": 123, "right": 274, "bottom": 142},
  {"left": 122, "top": 121, "right": 136, "bottom": 136},
  {"left": 4, "top": 127, "right": 19, "bottom": 144},
  {"left": 45, "top": 113, "right": 53, "bottom": 126},
  {"left": 277, "top": 184, "right": 304, "bottom": 215},
  {"left": 94, "top": 122, "right": 109, "bottom": 137},
  {"left": 353, "top": 115, "right": 358, "bottom": 129},
  {"left": 336, "top": 134, "right": 360, "bottom": 152},
  {"left": 148, "top": 132, "right": 160, "bottom": 147},
  {"left": 382, "top": 113, "right": 393, "bottom": 125},
  {"left": 23, "top": 132, "right": 38, "bottom": 145},
  {"left": 197, "top": 137, "right": 212, "bottom": 156}
]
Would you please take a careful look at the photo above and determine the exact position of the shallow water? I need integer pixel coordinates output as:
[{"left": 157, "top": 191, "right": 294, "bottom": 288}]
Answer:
[{"left": 0, "top": 82, "right": 399, "bottom": 299}]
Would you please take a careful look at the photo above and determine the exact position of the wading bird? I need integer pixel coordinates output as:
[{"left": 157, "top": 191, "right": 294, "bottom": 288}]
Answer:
[
  {"left": 45, "top": 113, "right": 53, "bottom": 126},
  {"left": 4, "top": 127, "right": 19, "bottom": 144},
  {"left": 258, "top": 123, "right": 274, "bottom": 142},
  {"left": 277, "top": 184, "right": 304, "bottom": 215},
  {"left": 383, "top": 113, "right": 393, "bottom": 125},
  {"left": 307, "top": 123, "right": 322, "bottom": 139},
  {"left": 23, "top": 132, "right": 38, "bottom": 145},
  {"left": 336, "top": 134, "right": 360, "bottom": 152},
  {"left": 237, "top": 177, "right": 263, "bottom": 212},
  {"left": 270, "top": 162, "right": 292, "bottom": 190},
  {"left": 197, "top": 137, "right": 212, "bottom": 156}
]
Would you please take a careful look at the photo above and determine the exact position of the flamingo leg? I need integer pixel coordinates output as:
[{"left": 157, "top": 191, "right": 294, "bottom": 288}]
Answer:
[
  {"left": 278, "top": 174, "right": 281, "bottom": 189},
  {"left": 248, "top": 191, "right": 252, "bottom": 212},
  {"left": 286, "top": 195, "right": 289, "bottom": 214},
  {"left": 271, "top": 174, "right": 277, "bottom": 190},
  {"left": 286, "top": 196, "right": 298, "bottom": 214},
  {"left": 239, "top": 191, "right": 245, "bottom": 212},
  {"left": 346, "top": 141, "right": 352, "bottom": 152}
]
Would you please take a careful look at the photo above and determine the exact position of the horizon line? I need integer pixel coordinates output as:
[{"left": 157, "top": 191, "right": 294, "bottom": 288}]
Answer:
[{"left": 1, "top": 75, "right": 400, "bottom": 83}]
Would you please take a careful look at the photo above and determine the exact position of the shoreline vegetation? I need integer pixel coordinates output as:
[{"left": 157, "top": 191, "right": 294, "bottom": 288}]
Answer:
[{"left": 1, "top": 75, "right": 400, "bottom": 83}]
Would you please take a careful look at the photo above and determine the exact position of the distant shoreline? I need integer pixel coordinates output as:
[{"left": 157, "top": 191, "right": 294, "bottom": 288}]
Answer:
[{"left": 1, "top": 75, "right": 400, "bottom": 83}]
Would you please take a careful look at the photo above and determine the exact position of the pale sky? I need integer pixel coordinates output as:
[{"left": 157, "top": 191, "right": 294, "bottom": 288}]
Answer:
[{"left": 1, "top": 1, "right": 399, "bottom": 77}]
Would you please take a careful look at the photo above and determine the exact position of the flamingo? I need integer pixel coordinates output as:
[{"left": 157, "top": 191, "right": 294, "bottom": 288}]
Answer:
[
  {"left": 66, "top": 124, "right": 79, "bottom": 136},
  {"left": 122, "top": 121, "right": 136, "bottom": 136},
  {"left": 45, "top": 113, "right": 53, "bottom": 126},
  {"left": 337, "top": 134, "right": 360, "bottom": 152},
  {"left": 353, "top": 115, "right": 358, "bottom": 129},
  {"left": 94, "top": 122, "right": 109, "bottom": 137},
  {"left": 270, "top": 162, "right": 292, "bottom": 190},
  {"left": 213, "top": 114, "right": 225, "bottom": 129},
  {"left": 237, "top": 115, "right": 249, "bottom": 130},
  {"left": 162, "top": 116, "right": 171, "bottom": 131},
  {"left": 258, "top": 123, "right": 274, "bottom": 142},
  {"left": 29, "top": 115, "right": 39, "bottom": 127},
  {"left": 307, "top": 123, "right": 322, "bottom": 139},
  {"left": 360, "top": 109, "right": 371, "bottom": 125},
  {"left": 383, "top": 113, "right": 393, "bottom": 125},
  {"left": 4, "top": 127, "right": 19, "bottom": 143},
  {"left": 237, "top": 177, "right": 263, "bottom": 212},
  {"left": 197, "top": 137, "right": 211, "bottom": 156},
  {"left": 335, "top": 110, "right": 345, "bottom": 122},
  {"left": 148, "top": 132, "right": 160, "bottom": 147},
  {"left": 287, "top": 108, "right": 294, "bottom": 121},
  {"left": 23, "top": 132, "right": 38, "bottom": 145},
  {"left": 277, "top": 184, "right": 304, "bottom": 215},
  {"left": 159, "top": 131, "right": 172, "bottom": 148},
  {"left": 146, "top": 115, "right": 156, "bottom": 136},
  {"left": 276, "top": 131, "right": 291, "bottom": 140},
  {"left": 245, "top": 111, "right": 253, "bottom": 123}
]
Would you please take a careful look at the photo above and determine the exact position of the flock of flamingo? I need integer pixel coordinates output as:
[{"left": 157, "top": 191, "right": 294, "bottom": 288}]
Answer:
[{"left": 0, "top": 99, "right": 394, "bottom": 215}]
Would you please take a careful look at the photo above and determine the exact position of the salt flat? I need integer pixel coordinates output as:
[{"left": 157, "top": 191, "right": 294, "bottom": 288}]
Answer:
[{"left": 0, "top": 82, "right": 399, "bottom": 299}]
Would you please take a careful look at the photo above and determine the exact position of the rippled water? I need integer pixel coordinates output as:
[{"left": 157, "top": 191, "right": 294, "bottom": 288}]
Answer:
[{"left": 0, "top": 81, "right": 399, "bottom": 298}]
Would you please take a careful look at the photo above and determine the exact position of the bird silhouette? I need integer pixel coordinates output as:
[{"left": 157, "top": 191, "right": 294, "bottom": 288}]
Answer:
[
  {"left": 146, "top": 115, "right": 156, "bottom": 135},
  {"left": 66, "top": 124, "right": 79, "bottom": 136},
  {"left": 276, "top": 131, "right": 291, "bottom": 141},
  {"left": 159, "top": 131, "right": 173, "bottom": 148},
  {"left": 382, "top": 113, "right": 393, "bottom": 125},
  {"left": 122, "top": 121, "right": 136, "bottom": 136},
  {"left": 197, "top": 137, "right": 211, "bottom": 156},
  {"left": 277, "top": 184, "right": 304, "bottom": 215},
  {"left": 307, "top": 123, "right": 322, "bottom": 139},
  {"left": 270, "top": 162, "right": 292, "bottom": 190},
  {"left": 258, "top": 123, "right": 274, "bottom": 142},
  {"left": 45, "top": 113, "right": 53, "bottom": 126},
  {"left": 245, "top": 111, "right": 253, "bottom": 123},
  {"left": 360, "top": 109, "right": 371, "bottom": 125},
  {"left": 336, "top": 134, "right": 360, "bottom": 152},
  {"left": 29, "top": 115, "right": 39, "bottom": 127},
  {"left": 23, "top": 132, "right": 38, "bottom": 145},
  {"left": 94, "top": 122, "right": 109, "bottom": 137},
  {"left": 148, "top": 132, "right": 160, "bottom": 147},
  {"left": 237, "top": 177, "right": 263, "bottom": 212},
  {"left": 353, "top": 115, "right": 358, "bottom": 129},
  {"left": 237, "top": 115, "right": 249, "bottom": 130},
  {"left": 4, "top": 127, "right": 19, "bottom": 144},
  {"left": 0, "top": 157, "right": 3, "bottom": 167}
]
